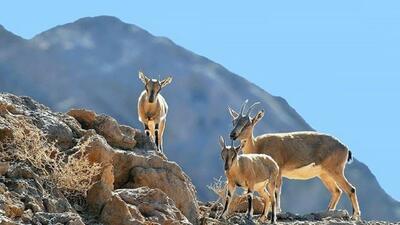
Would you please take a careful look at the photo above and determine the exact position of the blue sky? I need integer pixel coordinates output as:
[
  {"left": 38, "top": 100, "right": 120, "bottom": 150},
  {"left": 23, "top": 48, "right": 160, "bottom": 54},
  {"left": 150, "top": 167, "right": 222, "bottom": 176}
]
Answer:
[{"left": 1, "top": 1, "right": 399, "bottom": 200}]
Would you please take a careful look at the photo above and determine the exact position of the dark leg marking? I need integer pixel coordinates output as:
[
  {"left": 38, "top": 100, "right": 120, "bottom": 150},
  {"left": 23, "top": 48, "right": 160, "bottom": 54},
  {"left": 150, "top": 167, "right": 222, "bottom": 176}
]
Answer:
[
  {"left": 247, "top": 190, "right": 253, "bottom": 219},
  {"left": 271, "top": 193, "right": 277, "bottom": 223},
  {"left": 155, "top": 124, "right": 159, "bottom": 151},
  {"left": 144, "top": 124, "right": 150, "bottom": 136},
  {"left": 222, "top": 197, "right": 229, "bottom": 214}
]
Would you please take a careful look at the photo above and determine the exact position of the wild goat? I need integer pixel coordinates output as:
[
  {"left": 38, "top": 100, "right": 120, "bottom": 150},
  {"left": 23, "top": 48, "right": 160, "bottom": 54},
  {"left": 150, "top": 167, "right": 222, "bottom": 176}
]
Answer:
[
  {"left": 228, "top": 100, "right": 361, "bottom": 220},
  {"left": 137, "top": 71, "right": 172, "bottom": 152},
  {"left": 219, "top": 136, "right": 279, "bottom": 224}
]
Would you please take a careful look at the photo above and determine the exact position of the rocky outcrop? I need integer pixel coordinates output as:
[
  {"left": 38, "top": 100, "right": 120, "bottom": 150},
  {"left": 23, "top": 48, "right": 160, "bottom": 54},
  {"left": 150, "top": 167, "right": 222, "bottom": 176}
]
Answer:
[
  {"left": 0, "top": 93, "right": 199, "bottom": 224},
  {"left": 200, "top": 202, "right": 398, "bottom": 225}
]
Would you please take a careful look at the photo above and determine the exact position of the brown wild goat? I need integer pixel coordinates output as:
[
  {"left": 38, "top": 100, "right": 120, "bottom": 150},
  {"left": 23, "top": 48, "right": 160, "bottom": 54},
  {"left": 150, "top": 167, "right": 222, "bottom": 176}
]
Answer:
[
  {"left": 137, "top": 71, "right": 172, "bottom": 152},
  {"left": 228, "top": 100, "right": 361, "bottom": 220},
  {"left": 219, "top": 136, "right": 279, "bottom": 224}
]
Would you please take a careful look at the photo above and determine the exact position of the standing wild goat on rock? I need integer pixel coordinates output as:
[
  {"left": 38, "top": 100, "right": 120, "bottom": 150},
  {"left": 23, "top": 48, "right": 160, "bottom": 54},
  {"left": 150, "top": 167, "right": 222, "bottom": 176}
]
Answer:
[
  {"left": 228, "top": 100, "right": 361, "bottom": 220},
  {"left": 219, "top": 136, "right": 279, "bottom": 224},
  {"left": 137, "top": 71, "right": 172, "bottom": 152}
]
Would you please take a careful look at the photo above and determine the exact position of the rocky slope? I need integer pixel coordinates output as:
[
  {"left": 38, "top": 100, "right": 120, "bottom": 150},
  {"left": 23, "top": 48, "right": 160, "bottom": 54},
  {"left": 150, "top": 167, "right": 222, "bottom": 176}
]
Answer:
[
  {"left": 1, "top": 93, "right": 397, "bottom": 225},
  {"left": 1, "top": 16, "right": 400, "bottom": 221},
  {"left": 0, "top": 93, "right": 198, "bottom": 224}
]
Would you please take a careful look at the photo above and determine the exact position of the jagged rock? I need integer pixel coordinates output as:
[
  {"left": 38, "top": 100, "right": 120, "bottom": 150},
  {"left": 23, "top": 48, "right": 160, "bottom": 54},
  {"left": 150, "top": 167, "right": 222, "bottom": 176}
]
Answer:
[
  {"left": 127, "top": 164, "right": 199, "bottom": 223},
  {"left": 80, "top": 133, "right": 115, "bottom": 190},
  {"left": 0, "top": 162, "right": 10, "bottom": 176},
  {"left": 67, "top": 109, "right": 97, "bottom": 129},
  {"left": 81, "top": 130, "right": 199, "bottom": 224},
  {"left": 116, "top": 187, "right": 191, "bottom": 225},
  {"left": 0, "top": 94, "right": 78, "bottom": 150},
  {"left": 32, "top": 212, "right": 85, "bottom": 225},
  {"left": 86, "top": 181, "right": 112, "bottom": 215},
  {"left": 99, "top": 194, "right": 140, "bottom": 225},
  {"left": 68, "top": 109, "right": 137, "bottom": 150}
]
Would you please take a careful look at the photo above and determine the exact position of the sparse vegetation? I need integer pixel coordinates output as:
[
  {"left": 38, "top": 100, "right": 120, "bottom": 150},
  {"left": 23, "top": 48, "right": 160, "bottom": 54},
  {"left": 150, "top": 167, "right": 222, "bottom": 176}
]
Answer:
[
  {"left": 0, "top": 113, "right": 102, "bottom": 197},
  {"left": 207, "top": 176, "right": 226, "bottom": 198}
]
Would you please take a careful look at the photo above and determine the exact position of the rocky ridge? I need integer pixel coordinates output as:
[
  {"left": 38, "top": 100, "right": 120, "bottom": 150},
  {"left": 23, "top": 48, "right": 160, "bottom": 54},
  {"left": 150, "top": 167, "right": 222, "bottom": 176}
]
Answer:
[{"left": 0, "top": 93, "right": 198, "bottom": 225}]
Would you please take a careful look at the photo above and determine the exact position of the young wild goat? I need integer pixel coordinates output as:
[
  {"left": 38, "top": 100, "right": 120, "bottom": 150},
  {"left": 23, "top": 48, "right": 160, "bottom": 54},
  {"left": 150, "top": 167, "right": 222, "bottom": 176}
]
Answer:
[
  {"left": 228, "top": 100, "right": 361, "bottom": 220},
  {"left": 219, "top": 136, "right": 279, "bottom": 224},
  {"left": 137, "top": 71, "right": 172, "bottom": 152}
]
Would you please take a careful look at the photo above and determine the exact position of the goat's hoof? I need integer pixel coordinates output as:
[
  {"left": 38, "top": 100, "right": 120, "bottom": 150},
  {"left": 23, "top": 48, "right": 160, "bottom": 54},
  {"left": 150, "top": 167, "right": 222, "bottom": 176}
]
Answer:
[
  {"left": 218, "top": 213, "right": 226, "bottom": 220},
  {"left": 258, "top": 215, "right": 267, "bottom": 223},
  {"left": 351, "top": 214, "right": 361, "bottom": 221}
]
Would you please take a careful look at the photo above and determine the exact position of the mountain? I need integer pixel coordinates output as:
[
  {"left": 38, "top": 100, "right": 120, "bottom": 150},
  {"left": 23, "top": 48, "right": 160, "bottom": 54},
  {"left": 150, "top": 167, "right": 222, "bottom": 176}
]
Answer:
[{"left": 0, "top": 16, "right": 399, "bottom": 221}]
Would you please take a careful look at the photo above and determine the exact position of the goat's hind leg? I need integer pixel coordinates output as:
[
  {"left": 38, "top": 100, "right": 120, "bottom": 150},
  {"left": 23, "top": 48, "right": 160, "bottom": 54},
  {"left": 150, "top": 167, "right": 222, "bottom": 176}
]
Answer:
[
  {"left": 320, "top": 173, "right": 342, "bottom": 210},
  {"left": 256, "top": 186, "right": 271, "bottom": 223},
  {"left": 246, "top": 188, "right": 255, "bottom": 220},
  {"left": 158, "top": 120, "right": 166, "bottom": 152},
  {"left": 330, "top": 172, "right": 361, "bottom": 220}
]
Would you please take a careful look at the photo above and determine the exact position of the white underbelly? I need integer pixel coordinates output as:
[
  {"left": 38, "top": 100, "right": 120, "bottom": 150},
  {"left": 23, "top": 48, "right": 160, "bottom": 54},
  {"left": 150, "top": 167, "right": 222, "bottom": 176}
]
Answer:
[{"left": 283, "top": 163, "right": 322, "bottom": 180}]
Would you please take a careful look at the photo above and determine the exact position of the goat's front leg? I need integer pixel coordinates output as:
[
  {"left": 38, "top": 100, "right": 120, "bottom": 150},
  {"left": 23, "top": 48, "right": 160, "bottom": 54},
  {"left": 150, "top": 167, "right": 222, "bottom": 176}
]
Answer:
[
  {"left": 220, "top": 182, "right": 236, "bottom": 219},
  {"left": 246, "top": 188, "right": 254, "bottom": 220},
  {"left": 143, "top": 123, "right": 150, "bottom": 137}
]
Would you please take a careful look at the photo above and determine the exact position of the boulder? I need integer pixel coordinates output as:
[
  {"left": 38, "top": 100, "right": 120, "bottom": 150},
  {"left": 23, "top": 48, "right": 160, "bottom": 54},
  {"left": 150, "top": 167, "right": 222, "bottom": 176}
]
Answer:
[
  {"left": 100, "top": 194, "right": 141, "bottom": 225},
  {"left": 86, "top": 181, "right": 112, "bottom": 215},
  {"left": 81, "top": 131, "right": 199, "bottom": 224},
  {"left": 116, "top": 187, "right": 191, "bottom": 225},
  {"left": 127, "top": 164, "right": 199, "bottom": 223},
  {"left": 68, "top": 109, "right": 137, "bottom": 150}
]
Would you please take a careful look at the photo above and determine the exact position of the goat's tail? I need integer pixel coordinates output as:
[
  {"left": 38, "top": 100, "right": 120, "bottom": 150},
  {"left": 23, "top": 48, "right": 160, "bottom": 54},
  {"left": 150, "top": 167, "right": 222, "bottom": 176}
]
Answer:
[{"left": 347, "top": 150, "right": 353, "bottom": 164}]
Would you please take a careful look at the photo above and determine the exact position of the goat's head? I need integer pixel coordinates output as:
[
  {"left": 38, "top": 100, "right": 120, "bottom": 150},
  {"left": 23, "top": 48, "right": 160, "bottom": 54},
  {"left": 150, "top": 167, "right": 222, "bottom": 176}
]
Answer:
[
  {"left": 219, "top": 136, "right": 241, "bottom": 171},
  {"left": 228, "top": 100, "right": 264, "bottom": 141},
  {"left": 139, "top": 71, "right": 172, "bottom": 103}
]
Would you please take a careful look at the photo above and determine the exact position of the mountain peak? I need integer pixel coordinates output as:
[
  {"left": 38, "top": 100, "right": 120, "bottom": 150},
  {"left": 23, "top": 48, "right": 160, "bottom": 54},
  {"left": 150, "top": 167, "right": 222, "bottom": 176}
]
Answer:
[
  {"left": 74, "top": 15, "right": 124, "bottom": 25},
  {"left": 0, "top": 24, "right": 25, "bottom": 43},
  {"left": 30, "top": 15, "right": 150, "bottom": 51}
]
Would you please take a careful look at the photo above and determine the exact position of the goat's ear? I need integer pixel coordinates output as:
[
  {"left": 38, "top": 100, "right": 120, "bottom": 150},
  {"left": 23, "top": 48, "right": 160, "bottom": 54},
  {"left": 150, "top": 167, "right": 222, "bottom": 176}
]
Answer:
[
  {"left": 228, "top": 107, "right": 239, "bottom": 119},
  {"left": 139, "top": 71, "right": 150, "bottom": 84},
  {"left": 160, "top": 76, "right": 173, "bottom": 88},
  {"left": 252, "top": 109, "right": 265, "bottom": 125},
  {"left": 219, "top": 136, "right": 225, "bottom": 149},
  {"left": 234, "top": 145, "right": 241, "bottom": 153}
]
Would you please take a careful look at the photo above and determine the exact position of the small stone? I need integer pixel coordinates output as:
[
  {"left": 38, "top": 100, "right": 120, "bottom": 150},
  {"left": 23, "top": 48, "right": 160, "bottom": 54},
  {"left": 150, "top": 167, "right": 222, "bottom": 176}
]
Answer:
[{"left": 0, "top": 162, "right": 10, "bottom": 176}]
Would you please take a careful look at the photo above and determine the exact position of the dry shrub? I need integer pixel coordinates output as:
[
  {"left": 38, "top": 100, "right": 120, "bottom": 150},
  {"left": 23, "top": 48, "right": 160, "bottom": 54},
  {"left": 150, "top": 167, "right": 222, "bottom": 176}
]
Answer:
[
  {"left": 1, "top": 113, "right": 101, "bottom": 196},
  {"left": 207, "top": 177, "right": 226, "bottom": 198}
]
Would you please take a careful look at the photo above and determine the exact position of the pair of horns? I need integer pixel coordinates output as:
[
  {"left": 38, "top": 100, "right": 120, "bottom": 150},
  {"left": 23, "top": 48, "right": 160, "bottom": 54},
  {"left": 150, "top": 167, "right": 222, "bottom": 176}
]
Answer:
[
  {"left": 239, "top": 99, "right": 260, "bottom": 117},
  {"left": 219, "top": 136, "right": 238, "bottom": 148}
]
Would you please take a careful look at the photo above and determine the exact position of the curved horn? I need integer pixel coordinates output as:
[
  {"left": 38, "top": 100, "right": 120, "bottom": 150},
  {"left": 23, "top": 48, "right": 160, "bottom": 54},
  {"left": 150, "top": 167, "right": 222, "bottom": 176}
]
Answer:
[
  {"left": 239, "top": 99, "right": 248, "bottom": 116},
  {"left": 246, "top": 102, "right": 260, "bottom": 116}
]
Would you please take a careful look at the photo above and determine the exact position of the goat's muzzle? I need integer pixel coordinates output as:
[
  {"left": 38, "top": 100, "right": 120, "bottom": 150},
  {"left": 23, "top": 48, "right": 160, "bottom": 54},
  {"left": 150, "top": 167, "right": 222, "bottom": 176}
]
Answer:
[
  {"left": 230, "top": 132, "right": 237, "bottom": 140},
  {"left": 148, "top": 93, "right": 155, "bottom": 103}
]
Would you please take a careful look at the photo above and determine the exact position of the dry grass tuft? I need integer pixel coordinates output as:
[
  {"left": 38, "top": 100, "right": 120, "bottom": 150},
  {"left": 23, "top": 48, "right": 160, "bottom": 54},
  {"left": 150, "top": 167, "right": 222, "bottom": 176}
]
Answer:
[
  {"left": 207, "top": 177, "right": 226, "bottom": 198},
  {"left": 1, "top": 113, "right": 102, "bottom": 196}
]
